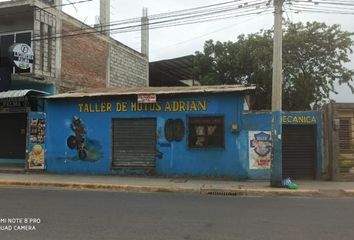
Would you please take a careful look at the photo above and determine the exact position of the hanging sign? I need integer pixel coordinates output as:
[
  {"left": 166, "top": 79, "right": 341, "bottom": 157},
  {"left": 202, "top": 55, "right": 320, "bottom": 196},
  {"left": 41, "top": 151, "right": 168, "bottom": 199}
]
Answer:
[
  {"left": 8, "top": 43, "right": 34, "bottom": 70},
  {"left": 138, "top": 94, "right": 156, "bottom": 103},
  {"left": 0, "top": 96, "right": 29, "bottom": 113}
]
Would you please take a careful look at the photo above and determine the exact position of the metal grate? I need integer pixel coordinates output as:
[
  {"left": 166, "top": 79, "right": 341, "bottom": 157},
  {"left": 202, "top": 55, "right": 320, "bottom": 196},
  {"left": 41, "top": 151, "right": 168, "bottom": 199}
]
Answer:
[
  {"left": 339, "top": 118, "right": 352, "bottom": 153},
  {"left": 338, "top": 116, "right": 354, "bottom": 173},
  {"left": 201, "top": 190, "right": 247, "bottom": 196}
]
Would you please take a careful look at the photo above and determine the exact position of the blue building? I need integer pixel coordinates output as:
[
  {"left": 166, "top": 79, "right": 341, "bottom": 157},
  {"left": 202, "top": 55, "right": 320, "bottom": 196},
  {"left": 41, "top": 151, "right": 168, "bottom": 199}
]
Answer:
[{"left": 43, "top": 85, "right": 323, "bottom": 180}]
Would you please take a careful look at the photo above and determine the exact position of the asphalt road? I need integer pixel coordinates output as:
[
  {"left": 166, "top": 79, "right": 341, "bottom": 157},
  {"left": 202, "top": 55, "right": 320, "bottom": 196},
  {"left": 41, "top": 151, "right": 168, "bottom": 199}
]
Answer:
[{"left": 1, "top": 187, "right": 354, "bottom": 240}]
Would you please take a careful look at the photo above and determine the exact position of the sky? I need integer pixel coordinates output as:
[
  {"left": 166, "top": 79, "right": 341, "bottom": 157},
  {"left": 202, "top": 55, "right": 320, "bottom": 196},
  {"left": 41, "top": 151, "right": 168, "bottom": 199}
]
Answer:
[
  {"left": 40, "top": 0, "right": 354, "bottom": 101},
  {"left": 0, "top": 0, "right": 351, "bottom": 100}
]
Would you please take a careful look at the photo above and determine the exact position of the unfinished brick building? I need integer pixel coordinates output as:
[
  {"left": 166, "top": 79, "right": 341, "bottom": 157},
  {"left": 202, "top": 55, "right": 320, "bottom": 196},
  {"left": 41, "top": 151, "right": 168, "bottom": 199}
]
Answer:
[{"left": 0, "top": 0, "right": 148, "bottom": 94}]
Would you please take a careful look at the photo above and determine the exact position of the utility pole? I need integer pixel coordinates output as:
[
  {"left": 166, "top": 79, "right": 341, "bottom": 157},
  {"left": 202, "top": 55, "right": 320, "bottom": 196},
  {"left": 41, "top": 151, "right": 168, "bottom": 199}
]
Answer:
[{"left": 271, "top": 0, "right": 284, "bottom": 187}]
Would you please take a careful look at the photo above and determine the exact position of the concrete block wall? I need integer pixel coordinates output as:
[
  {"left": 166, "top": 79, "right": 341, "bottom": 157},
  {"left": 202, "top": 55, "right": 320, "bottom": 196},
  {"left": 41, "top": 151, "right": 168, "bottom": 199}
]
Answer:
[{"left": 109, "top": 43, "right": 148, "bottom": 87}]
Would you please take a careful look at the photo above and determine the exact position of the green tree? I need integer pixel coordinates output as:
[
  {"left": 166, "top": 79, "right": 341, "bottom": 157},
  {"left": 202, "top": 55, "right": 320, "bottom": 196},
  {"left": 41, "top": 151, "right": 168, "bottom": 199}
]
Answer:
[{"left": 193, "top": 22, "right": 354, "bottom": 110}]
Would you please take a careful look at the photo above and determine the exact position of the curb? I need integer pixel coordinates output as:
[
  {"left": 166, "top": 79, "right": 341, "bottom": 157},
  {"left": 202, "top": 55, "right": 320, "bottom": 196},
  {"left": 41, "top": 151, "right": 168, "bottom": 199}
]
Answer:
[
  {"left": 0, "top": 180, "right": 353, "bottom": 198},
  {"left": 343, "top": 190, "right": 354, "bottom": 197},
  {"left": 200, "top": 188, "right": 322, "bottom": 197},
  {"left": 0, "top": 180, "right": 198, "bottom": 193},
  {"left": 200, "top": 188, "right": 354, "bottom": 198}
]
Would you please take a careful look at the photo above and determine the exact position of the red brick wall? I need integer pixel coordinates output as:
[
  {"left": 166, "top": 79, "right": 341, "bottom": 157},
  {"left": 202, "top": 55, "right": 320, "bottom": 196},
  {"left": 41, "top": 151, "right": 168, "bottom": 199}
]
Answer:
[{"left": 61, "top": 21, "right": 107, "bottom": 90}]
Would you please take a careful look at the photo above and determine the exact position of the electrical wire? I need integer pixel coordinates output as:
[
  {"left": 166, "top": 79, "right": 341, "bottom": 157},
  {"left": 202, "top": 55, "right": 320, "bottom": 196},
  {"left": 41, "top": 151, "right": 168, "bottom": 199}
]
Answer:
[
  {"left": 111, "top": 8, "right": 272, "bottom": 35},
  {"left": 56, "top": 0, "right": 270, "bottom": 38},
  {"left": 100, "top": 0, "right": 266, "bottom": 28},
  {"left": 293, "top": 0, "right": 354, "bottom": 7},
  {"left": 31, "top": 1, "right": 271, "bottom": 41},
  {"left": 289, "top": 2, "right": 354, "bottom": 12},
  {"left": 0, "top": 0, "right": 266, "bottom": 37},
  {"left": 287, "top": 0, "right": 354, "bottom": 14},
  {"left": 288, "top": 8, "right": 354, "bottom": 15},
  {"left": 33, "top": 7, "right": 270, "bottom": 41},
  {"left": 43, "top": 0, "right": 93, "bottom": 10},
  {"left": 0, "top": 0, "right": 93, "bottom": 19},
  {"left": 287, "top": 4, "right": 354, "bottom": 15},
  {"left": 157, "top": 11, "right": 271, "bottom": 49}
]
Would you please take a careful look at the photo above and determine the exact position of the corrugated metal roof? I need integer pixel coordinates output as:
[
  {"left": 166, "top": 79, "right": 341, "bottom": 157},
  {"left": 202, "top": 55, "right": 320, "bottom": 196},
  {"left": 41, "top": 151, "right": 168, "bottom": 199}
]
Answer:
[
  {"left": 47, "top": 85, "right": 256, "bottom": 99},
  {"left": 150, "top": 55, "right": 194, "bottom": 86},
  {"left": 0, "top": 89, "right": 48, "bottom": 99}
]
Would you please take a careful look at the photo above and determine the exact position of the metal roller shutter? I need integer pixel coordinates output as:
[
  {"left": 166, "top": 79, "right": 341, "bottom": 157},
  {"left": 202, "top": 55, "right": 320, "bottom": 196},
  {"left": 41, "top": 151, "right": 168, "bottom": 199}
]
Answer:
[
  {"left": 112, "top": 118, "right": 156, "bottom": 168},
  {"left": 282, "top": 125, "right": 316, "bottom": 179}
]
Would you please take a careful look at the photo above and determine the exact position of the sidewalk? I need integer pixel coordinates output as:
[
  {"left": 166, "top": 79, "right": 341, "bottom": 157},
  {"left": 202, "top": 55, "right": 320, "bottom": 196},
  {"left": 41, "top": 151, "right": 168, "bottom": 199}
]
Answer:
[{"left": 0, "top": 172, "right": 354, "bottom": 198}]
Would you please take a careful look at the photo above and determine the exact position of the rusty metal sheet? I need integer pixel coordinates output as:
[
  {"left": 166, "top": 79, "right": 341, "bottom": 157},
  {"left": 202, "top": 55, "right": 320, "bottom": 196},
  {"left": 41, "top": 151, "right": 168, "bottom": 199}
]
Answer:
[{"left": 47, "top": 85, "right": 256, "bottom": 99}]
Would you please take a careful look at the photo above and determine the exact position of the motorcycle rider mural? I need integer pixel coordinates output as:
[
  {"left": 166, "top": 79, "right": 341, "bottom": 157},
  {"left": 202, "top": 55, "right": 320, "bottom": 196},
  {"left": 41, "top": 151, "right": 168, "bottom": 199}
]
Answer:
[{"left": 67, "top": 116, "right": 88, "bottom": 160}]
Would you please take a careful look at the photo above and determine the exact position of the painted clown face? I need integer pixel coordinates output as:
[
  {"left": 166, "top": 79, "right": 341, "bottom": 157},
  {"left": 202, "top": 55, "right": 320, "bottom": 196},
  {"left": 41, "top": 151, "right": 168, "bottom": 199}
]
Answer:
[{"left": 33, "top": 144, "right": 43, "bottom": 155}]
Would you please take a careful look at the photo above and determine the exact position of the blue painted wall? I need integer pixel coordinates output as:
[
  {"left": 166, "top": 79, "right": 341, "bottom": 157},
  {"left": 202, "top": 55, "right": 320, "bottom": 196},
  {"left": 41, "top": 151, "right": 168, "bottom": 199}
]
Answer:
[
  {"left": 45, "top": 93, "right": 248, "bottom": 178},
  {"left": 241, "top": 111, "right": 322, "bottom": 179},
  {"left": 241, "top": 112, "right": 272, "bottom": 179},
  {"left": 45, "top": 93, "right": 323, "bottom": 179}
]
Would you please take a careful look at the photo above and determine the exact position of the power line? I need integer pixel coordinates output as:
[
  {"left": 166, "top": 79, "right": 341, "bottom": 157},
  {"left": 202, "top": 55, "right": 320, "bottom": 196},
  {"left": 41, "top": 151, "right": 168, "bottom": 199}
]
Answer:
[
  {"left": 0, "top": 0, "right": 268, "bottom": 38},
  {"left": 31, "top": 1, "right": 270, "bottom": 41},
  {"left": 288, "top": 8, "right": 354, "bottom": 15},
  {"left": 0, "top": 0, "right": 93, "bottom": 19},
  {"left": 111, "top": 8, "right": 272, "bottom": 35},
  {"left": 148, "top": 0, "right": 266, "bottom": 20},
  {"left": 289, "top": 2, "right": 354, "bottom": 11},
  {"left": 100, "top": 0, "right": 263, "bottom": 27},
  {"left": 157, "top": 12, "right": 271, "bottom": 49},
  {"left": 287, "top": 0, "right": 354, "bottom": 14},
  {"left": 287, "top": 4, "right": 354, "bottom": 15},
  {"left": 33, "top": 7, "right": 270, "bottom": 41},
  {"left": 56, "top": 0, "right": 269, "bottom": 38},
  {"left": 293, "top": 0, "right": 354, "bottom": 7},
  {"left": 43, "top": 0, "right": 93, "bottom": 9}
]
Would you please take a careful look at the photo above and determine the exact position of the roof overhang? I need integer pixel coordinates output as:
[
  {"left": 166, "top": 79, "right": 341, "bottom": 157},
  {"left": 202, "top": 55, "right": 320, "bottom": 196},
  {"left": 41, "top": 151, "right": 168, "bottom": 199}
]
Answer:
[
  {"left": 46, "top": 85, "right": 256, "bottom": 99},
  {"left": 0, "top": 89, "right": 49, "bottom": 99}
]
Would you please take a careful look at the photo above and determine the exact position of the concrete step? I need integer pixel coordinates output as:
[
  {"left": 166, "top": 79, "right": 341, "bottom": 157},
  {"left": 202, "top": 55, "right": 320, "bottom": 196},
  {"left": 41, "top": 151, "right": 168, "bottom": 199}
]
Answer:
[{"left": 0, "top": 164, "right": 26, "bottom": 174}]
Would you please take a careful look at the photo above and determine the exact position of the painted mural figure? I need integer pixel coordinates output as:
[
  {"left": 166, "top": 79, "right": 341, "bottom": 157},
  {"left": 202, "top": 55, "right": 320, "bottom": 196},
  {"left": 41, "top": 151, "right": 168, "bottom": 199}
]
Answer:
[
  {"left": 28, "top": 144, "right": 45, "bottom": 168},
  {"left": 67, "top": 116, "right": 88, "bottom": 160}
]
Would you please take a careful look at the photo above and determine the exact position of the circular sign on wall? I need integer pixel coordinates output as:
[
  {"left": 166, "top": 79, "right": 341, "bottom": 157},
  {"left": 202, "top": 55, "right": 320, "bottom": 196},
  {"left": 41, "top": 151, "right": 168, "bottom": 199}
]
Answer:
[{"left": 8, "top": 43, "right": 34, "bottom": 70}]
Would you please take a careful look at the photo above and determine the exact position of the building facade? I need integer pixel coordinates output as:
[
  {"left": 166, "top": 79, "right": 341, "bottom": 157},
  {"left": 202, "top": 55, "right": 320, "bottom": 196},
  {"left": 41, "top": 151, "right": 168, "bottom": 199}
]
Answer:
[
  {"left": 0, "top": 0, "right": 148, "bottom": 171},
  {"left": 41, "top": 85, "right": 323, "bottom": 180},
  {"left": 0, "top": 0, "right": 148, "bottom": 94},
  {"left": 323, "top": 103, "right": 354, "bottom": 181},
  {"left": 0, "top": 89, "right": 47, "bottom": 169}
]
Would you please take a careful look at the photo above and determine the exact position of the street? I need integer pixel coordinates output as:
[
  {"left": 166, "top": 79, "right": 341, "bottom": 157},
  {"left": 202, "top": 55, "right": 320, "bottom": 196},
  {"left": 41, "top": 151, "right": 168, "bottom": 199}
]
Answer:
[{"left": 1, "top": 187, "right": 354, "bottom": 240}]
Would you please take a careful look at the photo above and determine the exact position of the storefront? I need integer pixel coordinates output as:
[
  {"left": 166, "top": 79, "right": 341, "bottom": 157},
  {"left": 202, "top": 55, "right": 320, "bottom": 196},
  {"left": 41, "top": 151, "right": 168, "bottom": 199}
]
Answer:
[
  {"left": 44, "top": 86, "right": 254, "bottom": 178},
  {"left": 0, "top": 89, "right": 47, "bottom": 170},
  {"left": 44, "top": 86, "right": 323, "bottom": 179},
  {"left": 242, "top": 111, "right": 322, "bottom": 179}
]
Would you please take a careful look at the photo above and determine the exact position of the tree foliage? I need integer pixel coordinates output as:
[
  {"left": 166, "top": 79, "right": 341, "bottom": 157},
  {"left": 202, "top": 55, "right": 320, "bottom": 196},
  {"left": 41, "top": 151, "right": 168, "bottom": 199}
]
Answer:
[{"left": 193, "top": 22, "right": 354, "bottom": 110}]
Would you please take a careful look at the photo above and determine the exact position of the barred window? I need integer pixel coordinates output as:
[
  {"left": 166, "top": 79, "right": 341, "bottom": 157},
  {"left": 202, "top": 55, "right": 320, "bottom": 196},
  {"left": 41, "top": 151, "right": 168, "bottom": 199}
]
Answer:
[
  {"left": 188, "top": 116, "right": 224, "bottom": 148},
  {"left": 339, "top": 118, "right": 352, "bottom": 153}
]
